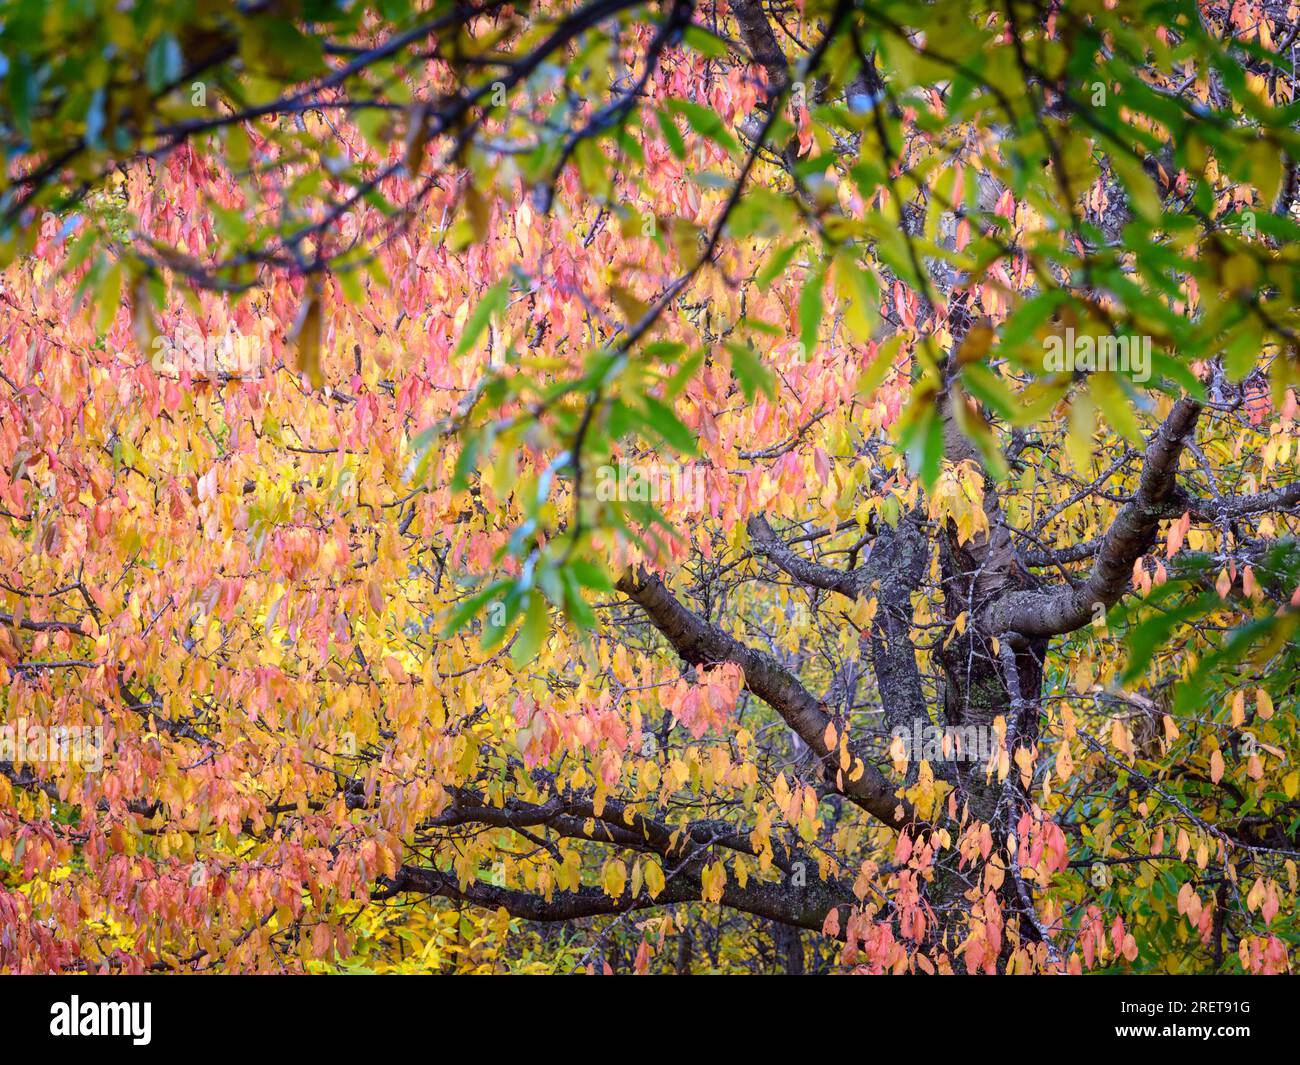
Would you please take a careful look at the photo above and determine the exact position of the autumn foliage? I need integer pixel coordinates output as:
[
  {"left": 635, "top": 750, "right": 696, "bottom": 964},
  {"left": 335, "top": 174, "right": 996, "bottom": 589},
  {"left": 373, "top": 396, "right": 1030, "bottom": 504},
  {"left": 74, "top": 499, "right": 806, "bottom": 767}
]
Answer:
[{"left": 1, "top": 0, "right": 1300, "bottom": 974}]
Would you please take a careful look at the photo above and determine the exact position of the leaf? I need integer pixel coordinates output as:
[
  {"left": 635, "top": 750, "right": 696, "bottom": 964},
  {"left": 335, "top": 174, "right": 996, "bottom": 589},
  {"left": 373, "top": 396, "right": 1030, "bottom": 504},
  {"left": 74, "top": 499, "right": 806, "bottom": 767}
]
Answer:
[
  {"left": 798, "top": 259, "right": 827, "bottom": 357},
  {"left": 681, "top": 26, "right": 729, "bottom": 59},
  {"left": 441, "top": 581, "right": 509, "bottom": 637},
  {"left": 757, "top": 241, "right": 803, "bottom": 290},
  {"left": 955, "top": 323, "right": 995, "bottom": 365},
  {"left": 95, "top": 261, "right": 123, "bottom": 336},
  {"left": 834, "top": 255, "right": 880, "bottom": 342},
  {"left": 1121, "top": 592, "right": 1216, "bottom": 683},
  {"left": 961, "top": 362, "right": 1017, "bottom": 421},
  {"left": 561, "top": 567, "right": 598, "bottom": 630},
  {"left": 1223, "top": 319, "right": 1262, "bottom": 382},
  {"left": 510, "top": 591, "right": 549, "bottom": 668},
  {"left": 897, "top": 397, "right": 943, "bottom": 489},
  {"left": 602, "top": 859, "right": 627, "bottom": 898},
  {"left": 145, "top": 35, "right": 183, "bottom": 93},
  {"left": 639, "top": 396, "right": 697, "bottom": 454},
  {"left": 291, "top": 283, "right": 325, "bottom": 389},
  {"left": 569, "top": 559, "right": 613, "bottom": 591},
  {"left": 1088, "top": 374, "right": 1141, "bottom": 446},
  {"left": 664, "top": 98, "right": 738, "bottom": 153},
  {"left": 725, "top": 341, "right": 774, "bottom": 400},
  {"left": 1001, "top": 290, "right": 1069, "bottom": 350},
  {"left": 643, "top": 860, "right": 665, "bottom": 899},
  {"left": 858, "top": 335, "right": 902, "bottom": 400},
  {"left": 663, "top": 349, "right": 705, "bottom": 401},
  {"left": 455, "top": 277, "right": 510, "bottom": 356},
  {"left": 404, "top": 102, "right": 432, "bottom": 175},
  {"left": 1066, "top": 392, "right": 1097, "bottom": 474},
  {"left": 655, "top": 109, "right": 686, "bottom": 159},
  {"left": 6, "top": 54, "right": 34, "bottom": 136}
]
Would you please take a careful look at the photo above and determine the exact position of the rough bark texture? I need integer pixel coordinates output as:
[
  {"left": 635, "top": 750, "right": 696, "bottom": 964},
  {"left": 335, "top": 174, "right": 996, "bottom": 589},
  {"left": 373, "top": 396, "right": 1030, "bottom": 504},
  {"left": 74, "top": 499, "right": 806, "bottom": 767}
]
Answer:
[
  {"left": 985, "top": 398, "right": 1202, "bottom": 638},
  {"left": 379, "top": 862, "right": 851, "bottom": 934}
]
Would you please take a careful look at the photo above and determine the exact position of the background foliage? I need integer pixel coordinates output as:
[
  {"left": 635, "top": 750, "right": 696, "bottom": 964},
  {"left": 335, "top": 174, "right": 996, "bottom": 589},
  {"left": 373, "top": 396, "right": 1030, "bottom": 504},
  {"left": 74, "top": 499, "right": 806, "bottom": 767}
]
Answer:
[{"left": 1, "top": 0, "right": 1299, "bottom": 973}]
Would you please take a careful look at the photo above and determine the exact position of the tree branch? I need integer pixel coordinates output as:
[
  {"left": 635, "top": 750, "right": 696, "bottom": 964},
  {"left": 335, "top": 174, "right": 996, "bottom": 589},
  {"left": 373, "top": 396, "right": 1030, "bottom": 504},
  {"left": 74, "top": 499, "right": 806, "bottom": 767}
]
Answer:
[
  {"left": 985, "top": 397, "right": 1202, "bottom": 638},
  {"left": 375, "top": 861, "right": 851, "bottom": 935},
  {"left": 615, "top": 564, "right": 915, "bottom": 829}
]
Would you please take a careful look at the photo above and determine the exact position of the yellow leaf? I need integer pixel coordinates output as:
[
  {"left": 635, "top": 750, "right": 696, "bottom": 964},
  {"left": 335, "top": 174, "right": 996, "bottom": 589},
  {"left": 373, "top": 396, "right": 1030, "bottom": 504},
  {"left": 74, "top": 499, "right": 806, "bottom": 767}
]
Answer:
[
  {"left": 1230, "top": 690, "right": 1245, "bottom": 727},
  {"left": 602, "top": 860, "right": 627, "bottom": 898},
  {"left": 1110, "top": 718, "right": 1132, "bottom": 757},
  {"left": 1257, "top": 688, "right": 1274, "bottom": 720},
  {"left": 291, "top": 283, "right": 325, "bottom": 390},
  {"left": 644, "top": 860, "right": 665, "bottom": 899}
]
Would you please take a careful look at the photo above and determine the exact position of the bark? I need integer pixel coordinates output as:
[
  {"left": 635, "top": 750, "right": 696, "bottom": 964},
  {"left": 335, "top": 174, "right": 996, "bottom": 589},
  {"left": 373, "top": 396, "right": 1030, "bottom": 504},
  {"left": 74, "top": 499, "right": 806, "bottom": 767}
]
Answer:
[
  {"left": 985, "top": 397, "right": 1202, "bottom": 639},
  {"left": 432, "top": 786, "right": 799, "bottom": 873},
  {"left": 730, "top": 0, "right": 790, "bottom": 97},
  {"left": 748, "top": 511, "right": 933, "bottom": 738},
  {"left": 772, "top": 920, "right": 805, "bottom": 974},
  {"left": 377, "top": 863, "right": 851, "bottom": 936}
]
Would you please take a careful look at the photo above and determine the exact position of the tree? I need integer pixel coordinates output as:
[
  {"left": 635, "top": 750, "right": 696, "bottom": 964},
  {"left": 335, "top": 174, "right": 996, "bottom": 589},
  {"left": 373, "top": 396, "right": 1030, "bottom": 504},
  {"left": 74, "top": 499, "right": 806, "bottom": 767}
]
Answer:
[{"left": 1, "top": 0, "right": 1299, "bottom": 973}]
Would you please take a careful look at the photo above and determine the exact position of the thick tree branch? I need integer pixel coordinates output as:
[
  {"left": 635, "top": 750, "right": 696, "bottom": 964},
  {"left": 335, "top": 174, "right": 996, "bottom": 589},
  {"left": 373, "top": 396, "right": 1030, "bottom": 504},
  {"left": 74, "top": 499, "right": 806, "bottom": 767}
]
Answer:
[
  {"left": 747, "top": 513, "right": 932, "bottom": 734},
  {"left": 985, "top": 397, "right": 1203, "bottom": 638},
  {"left": 730, "top": 0, "right": 791, "bottom": 96},
  {"left": 375, "top": 861, "right": 850, "bottom": 935},
  {"left": 0, "top": 611, "right": 89, "bottom": 637},
  {"left": 1022, "top": 483, "right": 1300, "bottom": 568},
  {"left": 747, "top": 513, "right": 861, "bottom": 597},
  {"left": 855, "top": 513, "right": 934, "bottom": 737},
  {"left": 430, "top": 786, "right": 795, "bottom": 871},
  {"left": 616, "top": 565, "right": 915, "bottom": 829},
  {"left": 1184, "top": 481, "right": 1300, "bottom": 522}
]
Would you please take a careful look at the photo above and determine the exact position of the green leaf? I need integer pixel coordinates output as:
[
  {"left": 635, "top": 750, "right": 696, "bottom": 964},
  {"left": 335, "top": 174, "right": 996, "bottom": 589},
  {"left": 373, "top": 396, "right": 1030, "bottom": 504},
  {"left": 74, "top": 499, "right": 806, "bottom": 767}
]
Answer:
[
  {"left": 1223, "top": 319, "right": 1262, "bottom": 382},
  {"left": 569, "top": 559, "right": 613, "bottom": 592},
  {"left": 725, "top": 341, "right": 774, "bottom": 401},
  {"left": 682, "top": 26, "right": 730, "bottom": 59},
  {"left": 655, "top": 109, "right": 686, "bottom": 160},
  {"left": 451, "top": 427, "right": 490, "bottom": 491},
  {"left": 511, "top": 591, "right": 550, "bottom": 667},
  {"left": 1122, "top": 592, "right": 1216, "bottom": 684},
  {"left": 6, "top": 54, "right": 34, "bottom": 136},
  {"left": 441, "top": 581, "right": 509, "bottom": 637},
  {"left": 455, "top": 277, "right": 510, "bottom": 356},
  {"left": 1088, "top": 374, "right": 1142, "bottom": 446},
  {"left": 664, "top": 98, "right": 738, "bottom": 153},
  {"left": 756, "top": 241, "right": 803, "bottom": 290},
  {"left": 146, "top": 35, "right": 183, "bottom": 93},
  {"left": 663, "top": 349, "right": 705, "bottom": 401},
  {"left": 857, "top": 335, "right": 902, "bottom": 400},
  {"left": 798, "top": 259, "right": 826, "bottom": 357},
  {"left": 1002, "top": 290, "right": 1069, "bottom": 350},
  {"left": 897, "top": 397, "right": 943, "bottom": 489},
  {"left": 960, "top": 362, "right": 1018, "bottom": 421},
  {"left": 639, "top": 395, "right": 697, "bottom": 454},
  {"left": 562, "top": 567, "right": 598, "bottom": 629}
]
